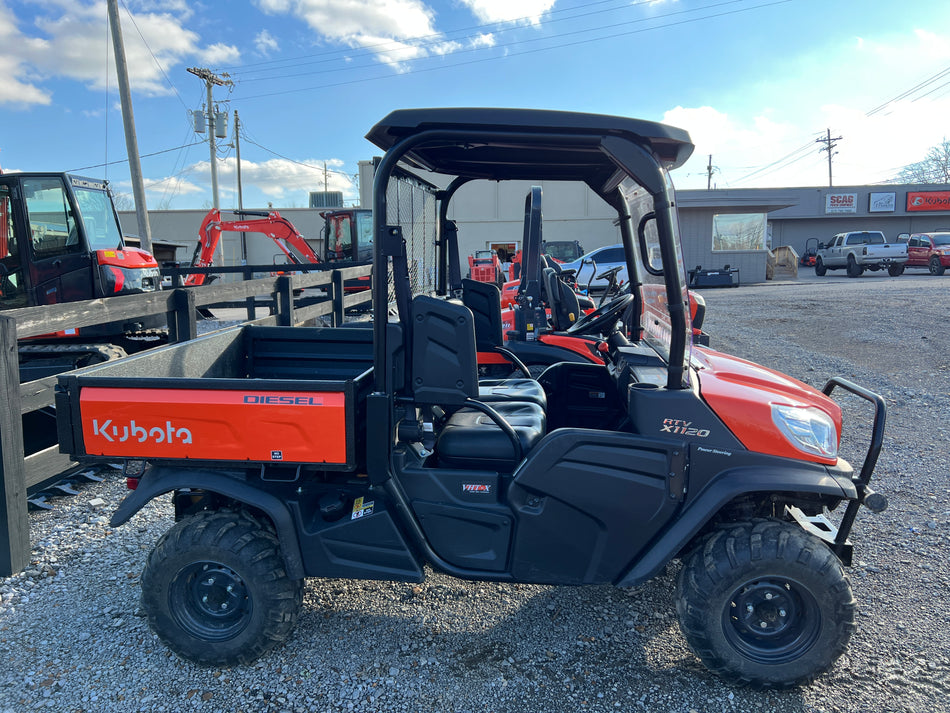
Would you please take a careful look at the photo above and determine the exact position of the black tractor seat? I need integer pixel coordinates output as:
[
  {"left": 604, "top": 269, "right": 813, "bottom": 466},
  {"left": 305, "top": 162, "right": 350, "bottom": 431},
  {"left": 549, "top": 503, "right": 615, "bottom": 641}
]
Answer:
[
  {"left": 436, "top": 401, "right": 545, "bottom": 472},
  {"left": 478, "top": 378, "right": 546, "bottom": 408},
  {"left": 410, "top": 295, "right": 547, "bottom": 472}
]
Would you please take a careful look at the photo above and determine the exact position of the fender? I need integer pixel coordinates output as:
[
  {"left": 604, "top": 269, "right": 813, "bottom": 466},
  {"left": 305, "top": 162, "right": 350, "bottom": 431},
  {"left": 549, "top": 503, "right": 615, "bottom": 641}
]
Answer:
[
  {"left": 503, "top": 339, "right": 593, "bottom": 366},
  {"left": 615, "top": 464, "right": 857, "bottom": 588},
  {"left": 110, "top": 465, "right": 306, "bottom": 580}
]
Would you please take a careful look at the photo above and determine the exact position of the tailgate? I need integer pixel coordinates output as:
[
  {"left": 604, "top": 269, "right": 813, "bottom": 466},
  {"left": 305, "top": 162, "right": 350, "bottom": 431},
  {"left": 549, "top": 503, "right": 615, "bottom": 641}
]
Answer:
[{"left": 76, "top": 386, "right": 348, "bottom": 464}]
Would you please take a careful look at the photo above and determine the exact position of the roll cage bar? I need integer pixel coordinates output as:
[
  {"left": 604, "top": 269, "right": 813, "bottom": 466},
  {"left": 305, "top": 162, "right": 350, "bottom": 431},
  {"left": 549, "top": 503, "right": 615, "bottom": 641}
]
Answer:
[{"left": 366, "top": 108, "right": 695, "bottom": 393}]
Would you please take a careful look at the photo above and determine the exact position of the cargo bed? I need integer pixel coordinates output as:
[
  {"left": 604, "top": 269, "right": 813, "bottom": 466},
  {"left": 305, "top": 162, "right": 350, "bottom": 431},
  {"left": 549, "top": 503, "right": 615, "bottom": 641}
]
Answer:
[{"left": 56, "top": 326, "right": 374, "bottom": 471}]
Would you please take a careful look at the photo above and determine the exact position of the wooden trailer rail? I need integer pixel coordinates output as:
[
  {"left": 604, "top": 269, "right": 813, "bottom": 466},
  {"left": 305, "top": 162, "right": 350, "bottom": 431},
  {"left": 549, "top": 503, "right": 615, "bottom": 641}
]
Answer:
[{"left": 0, "top": 265, "right": 372, "bottom": 575}]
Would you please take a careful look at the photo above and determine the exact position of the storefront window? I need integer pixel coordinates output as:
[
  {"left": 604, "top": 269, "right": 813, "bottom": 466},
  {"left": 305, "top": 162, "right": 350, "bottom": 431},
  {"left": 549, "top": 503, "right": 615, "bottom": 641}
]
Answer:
[{"left": 712, "top": 213, "right": 767, "bottom": 251}]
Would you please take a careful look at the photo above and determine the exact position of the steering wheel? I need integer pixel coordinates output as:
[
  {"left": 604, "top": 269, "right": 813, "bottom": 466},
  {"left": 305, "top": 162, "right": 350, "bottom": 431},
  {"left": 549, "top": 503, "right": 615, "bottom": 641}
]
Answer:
[
  {"left": 594, "top": 265, "right": 624, "bottom": 306},
  {"left": 565, "top": 292, "right": 633, "bottom": 336},
  {"left": 596, "top": 265, "right": 623, "bottom": 282}
]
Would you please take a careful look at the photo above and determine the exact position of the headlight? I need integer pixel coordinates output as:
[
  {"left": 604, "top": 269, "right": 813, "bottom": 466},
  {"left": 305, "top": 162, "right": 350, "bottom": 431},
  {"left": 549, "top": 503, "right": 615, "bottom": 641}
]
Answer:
[{"left": 771, "top": 404, "right": 838, "bottom": 458}]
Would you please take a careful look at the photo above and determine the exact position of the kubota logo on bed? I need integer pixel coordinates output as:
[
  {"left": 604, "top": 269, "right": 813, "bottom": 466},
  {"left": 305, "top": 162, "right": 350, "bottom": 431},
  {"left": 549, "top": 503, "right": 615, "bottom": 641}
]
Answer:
[{"left": 91, "top": 419, "right": 193, "bottom": 445}]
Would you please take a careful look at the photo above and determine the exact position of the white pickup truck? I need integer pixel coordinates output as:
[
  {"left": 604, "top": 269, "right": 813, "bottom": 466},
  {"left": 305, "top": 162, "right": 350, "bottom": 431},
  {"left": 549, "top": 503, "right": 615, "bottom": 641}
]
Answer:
[{"left": 815, "top": 231, "right": 908, "bottom": 277}]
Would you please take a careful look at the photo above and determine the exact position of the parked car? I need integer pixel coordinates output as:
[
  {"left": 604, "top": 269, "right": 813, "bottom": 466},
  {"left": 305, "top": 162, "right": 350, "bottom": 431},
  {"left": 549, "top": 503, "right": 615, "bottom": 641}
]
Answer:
[
  {"left": 903, "top": 231, "right": 950, "bottom": 275},
  {"left": 814, "top": 231, "right": 907, "bottom": 277},
  {"left": 560, "top": 243, "right": 627, "bottom": 290},
  {"left": 541, "top": 239, "right": 584, "bottom": 263}
]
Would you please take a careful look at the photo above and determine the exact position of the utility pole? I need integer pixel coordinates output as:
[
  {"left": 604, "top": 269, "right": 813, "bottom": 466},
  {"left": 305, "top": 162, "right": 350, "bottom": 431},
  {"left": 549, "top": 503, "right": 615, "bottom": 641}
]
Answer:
[
  {"left": 323, "top": 161, "right": 329, "bottom": 192},
  {"left": 816, "top": 129, "right": 842, "bottom": 187},
  {"left": 187, "top": 67, "right": 231, "bottom": 210},
  {"left": 107, "top": 0, "right": 152, "bottom": 251},
  {"left": 706, "top": 154, "right": 717, "bottom": 190},
  {"left": 234, "top": 110, "right": 247, "bottom": 265}
]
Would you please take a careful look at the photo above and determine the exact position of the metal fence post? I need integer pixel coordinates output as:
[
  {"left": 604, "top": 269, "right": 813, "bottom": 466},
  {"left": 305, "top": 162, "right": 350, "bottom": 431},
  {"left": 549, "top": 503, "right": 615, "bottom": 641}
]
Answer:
[
  {"left": 169, "top": 288, "right": 197, "bottom": 343},
  {"left": 0, "top": 316, "right": 29, "bottom": 576},
  {"left": 276, "top": 276, "right": 294, "bottom": 327},
  {"left": 244, "top": 265, "right": 256, "bottom": 321},
  {"left": 331, "top": 270, "right": 344, "bottom": 326}
]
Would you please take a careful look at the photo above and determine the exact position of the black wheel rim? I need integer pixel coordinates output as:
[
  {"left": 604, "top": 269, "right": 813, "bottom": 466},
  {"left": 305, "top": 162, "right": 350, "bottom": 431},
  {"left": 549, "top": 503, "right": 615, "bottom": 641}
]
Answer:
[
  {"left": 169, "top": 561, "right": 252, "bottom": 642},
  {"left": 722, "top": 577, "right": 821, "bottom": 665}
]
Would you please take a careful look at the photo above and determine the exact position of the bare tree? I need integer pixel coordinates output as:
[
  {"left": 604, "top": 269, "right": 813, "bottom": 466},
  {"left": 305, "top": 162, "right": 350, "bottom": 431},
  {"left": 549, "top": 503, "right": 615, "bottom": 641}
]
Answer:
[
  {"left": 110, "top": 191, "right": 135, "bottom": 212},
  {"left": 898, "top": 138, "right": 950, "bottom": 183}
]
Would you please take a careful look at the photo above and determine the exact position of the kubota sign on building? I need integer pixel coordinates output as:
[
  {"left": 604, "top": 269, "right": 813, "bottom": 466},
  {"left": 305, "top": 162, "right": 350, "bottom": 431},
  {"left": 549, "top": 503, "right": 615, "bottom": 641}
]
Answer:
[{"left": 906, "top": 190, "right": 950, "bottom": 212}]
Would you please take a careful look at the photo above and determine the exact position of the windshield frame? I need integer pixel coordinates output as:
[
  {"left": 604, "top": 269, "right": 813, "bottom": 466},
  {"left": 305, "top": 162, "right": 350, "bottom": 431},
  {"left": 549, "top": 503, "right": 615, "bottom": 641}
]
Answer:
[{"left": 70, "top": 178, "right": 125, "bottom": 252}]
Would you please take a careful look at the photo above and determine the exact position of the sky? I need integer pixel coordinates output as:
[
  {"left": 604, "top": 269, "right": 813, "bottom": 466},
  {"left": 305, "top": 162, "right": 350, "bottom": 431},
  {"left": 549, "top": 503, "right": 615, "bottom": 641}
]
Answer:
[{"left": 2, "top": 0, "right": 950, "bottom": 212}]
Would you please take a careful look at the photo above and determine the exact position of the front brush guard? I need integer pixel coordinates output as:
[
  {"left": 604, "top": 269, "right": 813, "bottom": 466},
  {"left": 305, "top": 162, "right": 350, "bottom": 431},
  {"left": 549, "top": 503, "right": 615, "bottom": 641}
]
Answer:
[{"left": 822, "top": 377, "right": 888, "bottom": 558}]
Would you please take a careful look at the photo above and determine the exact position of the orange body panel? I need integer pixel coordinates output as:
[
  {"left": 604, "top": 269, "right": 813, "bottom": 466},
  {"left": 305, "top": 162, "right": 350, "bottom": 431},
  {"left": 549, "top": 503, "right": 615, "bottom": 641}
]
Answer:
[
  {"left": 80, "top": 387, "right": 347, "bottom": 464},
  {"left": 537, "top": 333, "right": 604, "bottom": 363},
  {"left": 693, "top": 347, "right": 841, "bottom": 464},
  {"left": 96, "top": 247, "right": 158, "bottom": 269}
]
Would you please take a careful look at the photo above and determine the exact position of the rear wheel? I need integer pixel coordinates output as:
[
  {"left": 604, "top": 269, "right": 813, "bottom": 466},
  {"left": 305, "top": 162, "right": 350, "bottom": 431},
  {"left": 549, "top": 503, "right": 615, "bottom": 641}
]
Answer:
[
  {"left": 846, "top": 255, "right": 863, "bottom": 278},
  {"left": 141, "top": 509, "right": 303, "bottom": 667},
  {"left": 676, "top": 520, "right": 855, "bottom": 688},
  {"left": 814, "top": 257, "right": 826, "bottom": 277},
  {"left": 888, "top": 263, "right": 904, "bottom": 276},
  {"left": 929, "top": 256, "right": 946, "bottom": 276}
]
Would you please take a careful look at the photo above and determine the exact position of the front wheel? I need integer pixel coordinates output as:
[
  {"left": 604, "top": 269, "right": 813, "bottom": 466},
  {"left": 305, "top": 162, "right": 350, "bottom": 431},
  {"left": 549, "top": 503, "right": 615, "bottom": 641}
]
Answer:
[
  {"left": 814, "top": 257, "right": 827, "bottom": 277},
  {"left": 930, "top": 256, "right": 946, "bottom": 276},
  {"left": 676, "top": 520, "right": 855, "bottom": 688},
  {"left": 888, "top": 263, "right": 904, "bottom": 277},
  {"left": 141, "top": 509, "right": 303, "bottom": 667}
]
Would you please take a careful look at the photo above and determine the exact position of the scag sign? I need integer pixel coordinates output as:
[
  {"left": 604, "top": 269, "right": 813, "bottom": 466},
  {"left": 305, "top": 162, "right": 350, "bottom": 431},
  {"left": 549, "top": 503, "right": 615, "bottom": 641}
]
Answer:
[
  {"left": 906, "top": 191, "right": 950, "bottom": 212},
  {"left": 825, "top": 193, "right": 857, "bottom": 214}
]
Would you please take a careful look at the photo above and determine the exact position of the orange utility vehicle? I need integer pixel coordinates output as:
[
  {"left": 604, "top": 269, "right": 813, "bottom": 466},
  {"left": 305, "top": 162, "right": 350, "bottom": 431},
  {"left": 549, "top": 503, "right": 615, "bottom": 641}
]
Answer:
[{"left": 57, "top": 108, "right": 888, "bottom": 688}]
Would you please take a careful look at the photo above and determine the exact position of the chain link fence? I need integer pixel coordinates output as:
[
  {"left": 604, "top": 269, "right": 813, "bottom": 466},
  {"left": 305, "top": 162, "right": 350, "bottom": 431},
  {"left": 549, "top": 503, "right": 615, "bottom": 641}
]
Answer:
[{"left": 384, "top": 171, "right": 438, "bottom": 311}]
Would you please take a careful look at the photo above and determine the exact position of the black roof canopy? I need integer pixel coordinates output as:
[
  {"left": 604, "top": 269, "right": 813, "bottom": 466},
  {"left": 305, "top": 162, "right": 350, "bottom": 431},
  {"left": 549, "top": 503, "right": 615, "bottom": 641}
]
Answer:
[{"left": 365, "top": 108, "right": 694, "bottom": 187}]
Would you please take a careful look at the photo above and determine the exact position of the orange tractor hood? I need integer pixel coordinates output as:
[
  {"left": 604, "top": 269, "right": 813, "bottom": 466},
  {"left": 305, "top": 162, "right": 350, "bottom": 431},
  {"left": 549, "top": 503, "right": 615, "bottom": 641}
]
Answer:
[{"left": 693, "top": 347, "right": 842, "bottom": 464}]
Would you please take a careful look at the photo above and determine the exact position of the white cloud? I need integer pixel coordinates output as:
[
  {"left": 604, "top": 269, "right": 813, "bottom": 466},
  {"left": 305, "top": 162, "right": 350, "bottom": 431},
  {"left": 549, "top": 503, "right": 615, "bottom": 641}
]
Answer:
[
  {"left": 256, "top": 0, "right": 437, "bottom": 41},
  {"left": 199, "top": 42, "right": 241, "bottom": 66},
  {"left": 146, "top": 156, "right": 357, "bottom": 208},
  {"left": 254, "top": 29, "right": 280, "bottom": 57},
  {"left": 143, "top": 175, "right": 204, "bottom": 196},
  {"left": 0, "top": 1, "right": 51, "bottom": 105},
  {"left": 457, "top": 0, "right": 555, "bottom": 25},
  {"left": 0, "top": 0, "right": 240, "bottom": 106},
  {"left": 253, "top": 0, "right": 450, "bottom": 70}
]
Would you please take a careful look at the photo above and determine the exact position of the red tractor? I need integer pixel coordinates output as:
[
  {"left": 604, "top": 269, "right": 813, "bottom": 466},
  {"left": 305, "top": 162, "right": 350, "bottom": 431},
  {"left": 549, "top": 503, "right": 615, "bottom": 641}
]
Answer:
[
  {"left": 467, "top": 249, "right": 505, "bottom": 287},
  {"left": 1, "top": 172, "right": 162, "bottom": 379}
]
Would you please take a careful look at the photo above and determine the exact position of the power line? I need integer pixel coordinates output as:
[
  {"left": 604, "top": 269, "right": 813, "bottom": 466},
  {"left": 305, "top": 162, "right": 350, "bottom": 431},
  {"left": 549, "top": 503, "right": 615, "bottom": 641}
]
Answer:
[
  {"left": 238, "top": 131, "right": 354, "bottom": 179},
  {"left": 233, "top": 0, "right": 769, "bottom": 85},
  {"left": 118, "top": 0, "right": 190, "bottom": 112},
  {"left": 237, "top": 0, "right": 793, "bottom": 101},
  {"left": 222, "top": 0, "right": 644, "bottom": 75},
  {"left": 866, "top": 64, "right": 950, "bottom": 116},
  {"left": 731, "top": 137, "right": 820, "bottom": 185},
  {"left": 68, "top": 141, "right": 205, "bottom": 172}
]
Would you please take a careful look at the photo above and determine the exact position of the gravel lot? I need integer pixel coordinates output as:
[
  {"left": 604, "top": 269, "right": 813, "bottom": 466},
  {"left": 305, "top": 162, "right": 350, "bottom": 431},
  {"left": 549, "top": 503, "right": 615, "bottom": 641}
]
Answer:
[{"left": 1, "top": 270, "right": 948, "bottom": 713}]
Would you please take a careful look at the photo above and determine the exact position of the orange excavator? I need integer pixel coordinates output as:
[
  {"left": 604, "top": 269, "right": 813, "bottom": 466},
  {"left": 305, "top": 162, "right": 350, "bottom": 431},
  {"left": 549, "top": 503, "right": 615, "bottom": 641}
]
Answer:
[{"left": 185, "top": 209, "right": 321, "bottom": 286}]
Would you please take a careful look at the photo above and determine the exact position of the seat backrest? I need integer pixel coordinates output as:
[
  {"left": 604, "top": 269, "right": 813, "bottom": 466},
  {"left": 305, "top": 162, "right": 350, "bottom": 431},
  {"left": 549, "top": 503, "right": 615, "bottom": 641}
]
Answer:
[
  {"left": 542, "top": 267, "right": 581, "bottom": 331},
  {"left": 461, "top": 278, "right": 503, "bottom": 350},
  {"left": 410, "top": 295, "right": 479, "bottom": 406}
]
